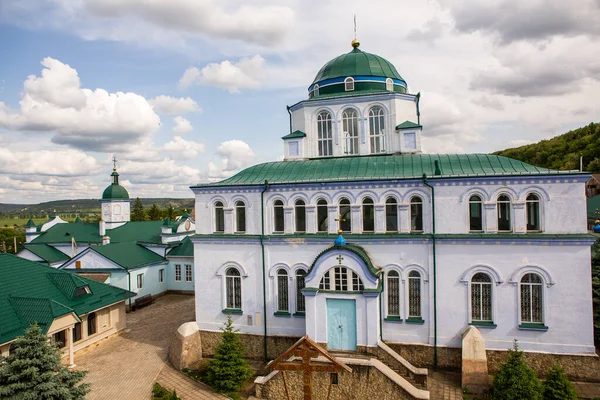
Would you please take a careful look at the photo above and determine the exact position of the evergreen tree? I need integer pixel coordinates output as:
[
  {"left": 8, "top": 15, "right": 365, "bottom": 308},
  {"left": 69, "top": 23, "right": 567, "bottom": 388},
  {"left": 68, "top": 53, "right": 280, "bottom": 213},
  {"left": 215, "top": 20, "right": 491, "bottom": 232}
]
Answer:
[
  {"left": 204, "top": 315, "right": 253, "bottom": 393},
  {"left": 147, "top": 204, "right": 161, "bottom": 221},
  {"left": 131, "top": 197, "right": 145, "bottom": 221},
  {"left": 542, "top": 365, "right": 577, "bottom": 400},
  {"left": 0, "top": 324, "right": 90, "bottom": 399},
  {"left": 493, "top": 340, "right": 542, "bottom": 400}
]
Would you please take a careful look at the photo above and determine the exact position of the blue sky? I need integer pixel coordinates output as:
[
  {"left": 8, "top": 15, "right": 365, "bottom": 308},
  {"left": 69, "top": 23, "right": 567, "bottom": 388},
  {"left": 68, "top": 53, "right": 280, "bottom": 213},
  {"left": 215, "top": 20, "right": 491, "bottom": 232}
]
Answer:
[{"left": 1, "top": 0, "right": 598, "bottom": 203}]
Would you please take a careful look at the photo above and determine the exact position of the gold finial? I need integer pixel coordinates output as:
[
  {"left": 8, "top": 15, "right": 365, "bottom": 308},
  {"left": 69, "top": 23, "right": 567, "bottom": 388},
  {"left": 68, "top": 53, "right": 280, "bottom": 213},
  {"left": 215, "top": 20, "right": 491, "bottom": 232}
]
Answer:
[
  {"left": 351, "top": 15, "right": 360, "bottom": 48},
  {"left": 335, "top": 215, "right": 346, "bottom": 234},
  {"left": 112, "top": 155, "right": 118, "bottom": 171}
]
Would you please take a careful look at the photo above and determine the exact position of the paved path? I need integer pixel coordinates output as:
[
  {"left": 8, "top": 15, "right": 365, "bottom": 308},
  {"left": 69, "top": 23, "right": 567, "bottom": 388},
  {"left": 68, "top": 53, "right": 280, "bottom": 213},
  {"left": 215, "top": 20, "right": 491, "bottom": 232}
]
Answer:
[{"left": 74, "top": 294, "right": 225, "bottom": 400}]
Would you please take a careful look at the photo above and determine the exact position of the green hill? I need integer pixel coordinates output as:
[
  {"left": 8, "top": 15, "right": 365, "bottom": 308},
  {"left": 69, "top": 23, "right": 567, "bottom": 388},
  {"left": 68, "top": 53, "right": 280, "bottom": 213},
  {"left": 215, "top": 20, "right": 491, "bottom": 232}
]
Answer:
[{"left": 493, "top": 122, "right": 600, "bottom": 173}]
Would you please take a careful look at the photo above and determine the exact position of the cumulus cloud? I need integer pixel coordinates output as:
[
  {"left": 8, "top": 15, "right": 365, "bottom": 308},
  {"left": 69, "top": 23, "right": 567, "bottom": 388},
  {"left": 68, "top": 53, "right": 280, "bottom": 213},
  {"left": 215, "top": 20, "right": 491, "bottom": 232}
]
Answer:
[
  {"left": 0, "top": 57, "right": 161, "bottom": 152},
  {"left": 149, "top": 95, "right": 201, "bottom": 114},
  {"left": 208, "top": 140, "right": 256, "bottom": 180},
  {"left": 120, "top": 158, "right": 202, "bottom": 185},
  {"left": 179, "top": 55, "right": 264, "bottom": 92},
  {"left": 162, "top": 136, "right": 205, "bottom": 159},
  {"left": 472, "top": 95, "right": 504, "bottom": 110},
  {"left": 0, "top": 148, "right": 99, "bottom": 176},
  {"left": 172, "top": 116, "right": 193, "bottom": 134}
]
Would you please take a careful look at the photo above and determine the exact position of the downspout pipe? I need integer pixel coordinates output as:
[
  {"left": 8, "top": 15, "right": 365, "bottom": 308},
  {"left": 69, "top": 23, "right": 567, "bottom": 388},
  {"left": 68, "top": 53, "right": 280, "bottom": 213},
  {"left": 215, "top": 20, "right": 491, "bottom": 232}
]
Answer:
[
  {"left": 422, "top": 173, "right": 438, "bottom": 370},
  {"left": 127, "top": 271, "right": 132, "bottom": 310},
  {"left": 379, "top": 271, "right": 385, "bottom": 341},
  {"left": 260, "top": 180, "right": 270, "bottom": 361}
]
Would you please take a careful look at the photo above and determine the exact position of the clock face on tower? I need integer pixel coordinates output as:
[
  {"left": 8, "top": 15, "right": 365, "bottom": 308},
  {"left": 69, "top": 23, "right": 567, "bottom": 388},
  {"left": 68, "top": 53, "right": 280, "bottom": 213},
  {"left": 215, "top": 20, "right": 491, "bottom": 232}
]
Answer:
[{"left": 185, "top": 220, "right": 191, "bottom": 231}]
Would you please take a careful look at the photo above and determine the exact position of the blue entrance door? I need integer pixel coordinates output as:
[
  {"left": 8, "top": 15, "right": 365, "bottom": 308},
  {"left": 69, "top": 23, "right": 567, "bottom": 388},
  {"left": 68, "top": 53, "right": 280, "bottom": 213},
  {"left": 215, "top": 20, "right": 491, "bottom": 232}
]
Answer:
[{"left": 326, "top": 299, "right": 357, "bottom": 351}]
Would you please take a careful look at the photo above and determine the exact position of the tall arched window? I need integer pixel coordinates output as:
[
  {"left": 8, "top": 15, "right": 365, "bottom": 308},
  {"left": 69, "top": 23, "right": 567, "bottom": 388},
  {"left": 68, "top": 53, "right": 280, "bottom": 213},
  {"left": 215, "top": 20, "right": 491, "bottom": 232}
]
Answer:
[
  {"left": 317, "top": 111, "right": 333, "bottom": 157},
  {"left": 317, "top": 199, "right": 328, "bottom": 232},
  {"left": 273, "top": 200, "right": 284, "bottom": 233},
  {"left": 526, "top": 193, "right": 541, "bottom": 231},
  {"left": 469, "top": 195, "right": 483, "bottom": 232},
  {"left": 277, "top": 269, "right": 289, "bottom": 312},
  {"left": 313, "top": 84, "right": 320, "bottom": 97},
  {"left": 235, "top": 201, "right": 246, "bottom": 233},
  {"left": 344, "top": 77, "right": 354, "bottom": 91},
  {"left": 339, "top": 198, "right": 351, "bottom": 232},
  {"left": 385, "top": 197, "right": 398, "bottom": 232},
  {"left": 408, "top": 271, "right": 421, "bottom": 319},
  {"left": 386, "top": 78, "right": 393, "bottom": 92},
  {"left": 497, "top": 194, "right": 512, "bottom": 232},
  {"left": 362, "top": 197, "right": 374, "bottom": 232},
  {"left": 342, "top": 109, "right": 359, "bottom": 155},
  {"left": 226, "top": 268, "right": 242, "bottom": 310},
  {"left": 520, "top": 273, "right": 543, "bottom": 324},
  {"left": 295, "top": 200, "right": 306, "bottom": 232},
  {"left": 410, "top": 197, "right": 423, "bottom": 232},
  {"left": 387, "top": 270, "right": 400, "bottom": 317},
  {"left": 214, "top": 201, "right": 224, "bottom": 233},
  {"left": 471, "top": 273, "right": 492, "bottom": 322},
  {"left": 296, "top": 269, "right": 306, "bottom": 313},
  {"left": 319, "top": 267, "right": 363, "bottom": 291},
  {"left": 369, "top": 106, "right": 385, "bottom": 154}
]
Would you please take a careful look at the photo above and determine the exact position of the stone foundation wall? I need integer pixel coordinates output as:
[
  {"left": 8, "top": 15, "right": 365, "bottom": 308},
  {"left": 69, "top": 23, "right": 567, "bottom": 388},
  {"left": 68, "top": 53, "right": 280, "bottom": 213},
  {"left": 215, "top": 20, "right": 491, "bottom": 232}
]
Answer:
[
  {"left": 256, "top": 365, "right": 416, "bottom": 400},
  {"left": 199, "top": 330, "right": 300, "bottom": 360}
]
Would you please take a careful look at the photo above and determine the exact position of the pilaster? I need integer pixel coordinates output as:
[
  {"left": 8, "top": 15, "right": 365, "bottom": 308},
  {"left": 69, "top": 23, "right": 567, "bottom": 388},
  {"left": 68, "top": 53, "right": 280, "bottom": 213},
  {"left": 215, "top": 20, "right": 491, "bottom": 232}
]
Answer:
[
  {"left": 223, "top": 207, "right": 234, "bottom": 234},
  {"left": 305, "top": 205, "right": 316, "bottom": 233},
  {"left": 284, "top": 206, "right": 294, "bottom": 234},
  {"left": 374, "top": 204, "right": 386, "bottom": 234},
  {"left": 399, "top": 203, "right": 410, "bottom": 233},
  {"left": 513, "top": 201, "right": 526, "bottom": 233},
  {"left": 351, "top": 204, "right": 361, "bottom": 234},
  {"left": 484, "top": 202, "right": 497, "bottom": 233},
  {"left": 328, "top": 205, "right": 338, "bottom": 234}
]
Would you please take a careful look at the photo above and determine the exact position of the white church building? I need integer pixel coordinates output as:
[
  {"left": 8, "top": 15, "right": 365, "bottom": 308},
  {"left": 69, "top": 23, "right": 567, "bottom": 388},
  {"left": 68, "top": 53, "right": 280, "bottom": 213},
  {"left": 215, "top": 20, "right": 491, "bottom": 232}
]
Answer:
[{"left": 191, "top": 40, "right": 596, "bottom": 369}]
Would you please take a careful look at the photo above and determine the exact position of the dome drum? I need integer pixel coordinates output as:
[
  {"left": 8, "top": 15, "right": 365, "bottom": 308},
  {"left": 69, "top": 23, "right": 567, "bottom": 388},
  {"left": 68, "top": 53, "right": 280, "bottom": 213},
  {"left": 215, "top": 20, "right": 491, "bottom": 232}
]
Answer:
[{"left": 309, "top": 76, "right": 407, "bottom": 98}]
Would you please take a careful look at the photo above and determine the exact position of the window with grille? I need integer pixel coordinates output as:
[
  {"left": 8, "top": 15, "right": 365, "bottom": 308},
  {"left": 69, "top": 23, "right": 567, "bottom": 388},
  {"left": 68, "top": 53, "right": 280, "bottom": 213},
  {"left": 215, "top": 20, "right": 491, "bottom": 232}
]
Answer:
[
  {"left": 317, "top": 199, "right": 328, "bottom": 232},
  {"left": 235, "top": 201, "right": 246, "bottom": 232},
  {"left": 386, "top": 197, "right": 398, "bottom": 232},
  {"left": 319, "top": 267, "right": 363, "bottom": 291},
  {"left": 369, "top": 106, "right": 385, "bottom": 153},
  {"left": 296, "top": 269, "right": 306, "bottom": 312},
  {"left": 342, "top": 109, "right": 359, "bottom": 155},
  {"left": 526, "top": 193, "right": 541, "bottom": 231},
  {"left": 362, "top": 197, "right": 374, "bottom": 232},
  {"left": 185, "top": 264, "right": 192, "bottom": 282},
  {"left": 410, "top": 197, "right": 423, "bottom": 232},
  {"left": 497, "top": 195, "right": 512, "bottom": 232},
  {"left": 273, "top": 200, "right": 284, "bottom": 233},
  {"left": 469, "top": 195, "right": 483, "bottom": 232},
  {"left": 339, "top": 198, "right": 351, "bottom": 232},
  {"left": 387, "top": 270, "right": 400, "bottom": 316},
  {"left": 317, "top": 111, "right": 333, "bottom": 156},
  {"left": 215, "top": 201, "right": 224, "bottom": 233},
  {"left": 175, "top": 264, "right": 182, "bottom": 281},
  {"left": 471, "top": 273, "right": 492, "bottom": 322},
  {"left": 277, "top": 269, "right": 289, "bottom": 312},
  {"left": 295, "top": 200, "right": 306, "bottom": 232},
  {"left": 520, "top": 273, "right": 543, "bottom": 323},
  {"left": 226, "top": 268, "right": 242, "bottom": 310},
  {"left": 408, "top": 271, "right": 421, "bottom": 318}
]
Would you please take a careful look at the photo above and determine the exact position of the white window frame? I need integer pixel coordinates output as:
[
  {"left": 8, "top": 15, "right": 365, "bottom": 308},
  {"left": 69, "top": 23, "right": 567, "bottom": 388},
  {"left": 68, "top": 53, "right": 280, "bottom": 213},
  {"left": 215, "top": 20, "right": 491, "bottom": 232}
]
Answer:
[
  {"left": 175, "top": 264, "right": 182, "bottom": 282},
  {"left": 344, "top": 77, "right": 354, "bottom": 91},
  {"left": 525, "top": 193, "right": 542, "bottom": 232},
  {"left": 497, "top": 194, "right": 512, "bottom": 232},
  {"left": 295, "top": 269, "right": 307, "bottom": 314},
  {"left": 137, "top": 273, "right": 143, "bottom": 289},
  {"left": 342, "top": 109, "right": 359, "bottom": 155},
  {"left": 185, "top": 264, "right": 193, "bottom": 282},
  {"left": 519, "top": 273, "right": 544, "bottom": 325},
  {"left": 273, "top": 200, "right": 285, "bottom": 233},
  {"left": 224, "top": 267, "right": 242, "bottom": 311},
  {"left": 214, "top": 201, "right": 225, "bottom": 233},
  {"left": 276, "top": 269, "right": 290, "bottom": 313},
  {"left": 235, "top": 200, "right": 246, "bottom": 233},
  {"left": 319, "top": 267, "right": 363, "bottom": 291},
  {"left": 470, "top": 273, "right": 493, "bottom": 323},
  {"left": 386, "top": 78, "right": 393, "bottom": 92},
  {"left": 410, "top": 196, "right": 424, "bottom": 232},
  {"left": 313, "top": 84, "right": 320, "bottom": 97},
  {"left": 317, "top": 111, "right": 333, "bottom": 157},
  {"left": 406, "top": 270, "right": 422, "bottom": 319},
  {"left": 468, "top": 195, "right": 484, "bottom": 232},
  {"left": 368, "top": 106, "right": 386, "bottom": 154},
  {"left": 385, "top": 197, "right": 399, "bottom": 232}
]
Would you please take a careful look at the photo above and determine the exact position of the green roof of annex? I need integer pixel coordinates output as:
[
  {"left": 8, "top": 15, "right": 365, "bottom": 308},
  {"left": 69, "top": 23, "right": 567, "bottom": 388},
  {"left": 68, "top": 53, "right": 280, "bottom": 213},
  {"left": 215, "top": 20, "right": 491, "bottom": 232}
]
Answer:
[{"left": 192, "top": 153, "right": 584, "bottom": 188}]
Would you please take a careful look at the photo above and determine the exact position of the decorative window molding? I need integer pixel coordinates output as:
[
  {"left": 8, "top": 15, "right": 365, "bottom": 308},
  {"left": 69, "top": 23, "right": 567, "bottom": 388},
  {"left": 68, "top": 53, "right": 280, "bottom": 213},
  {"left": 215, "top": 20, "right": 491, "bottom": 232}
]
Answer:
[
  {"left": 268, "top": 263, "right": 292, "bottom": 278},
  {"left": 403, "top": 264, "right": 429, "bottom": 284},
  {"left": 518, "top": 186, "right": 551, "bottom": 202},
  {"left": 386, "top": 78, "right": 394, "bottom": 92},
  {"left": 216, "top": 261, "right": 249, "bottom": 278},
  {"left": 344, "top": 77, "right": 354, "bottom": 91},
  {"left": 519, "top": 273, "right": 545, "bottom": 326},
  {"left": 460, "top": 264, "right": 503, "bottom": 286},
  {"left": 459, "top": 188, "right": 489, "bottom": 203},
  {"left": 319, "top": 266, "right": 364, "bottom": 291},
  {"left": 509, "top": 265, "right": 555, "bottom": 288}
]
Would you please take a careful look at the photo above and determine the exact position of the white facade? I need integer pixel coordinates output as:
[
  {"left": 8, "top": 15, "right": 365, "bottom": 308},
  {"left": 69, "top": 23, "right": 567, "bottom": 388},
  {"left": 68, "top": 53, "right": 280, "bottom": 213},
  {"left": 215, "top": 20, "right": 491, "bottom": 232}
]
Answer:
[{"left": 101, "top": 200, "right": 131, "bottom": 230}]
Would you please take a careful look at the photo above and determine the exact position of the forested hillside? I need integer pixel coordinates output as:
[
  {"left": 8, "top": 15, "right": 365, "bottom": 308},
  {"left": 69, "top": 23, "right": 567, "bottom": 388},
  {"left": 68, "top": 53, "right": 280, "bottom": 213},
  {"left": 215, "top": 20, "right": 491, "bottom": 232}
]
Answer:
[{"left": 493, "top": 123, "right": 600, "bottom": 173}]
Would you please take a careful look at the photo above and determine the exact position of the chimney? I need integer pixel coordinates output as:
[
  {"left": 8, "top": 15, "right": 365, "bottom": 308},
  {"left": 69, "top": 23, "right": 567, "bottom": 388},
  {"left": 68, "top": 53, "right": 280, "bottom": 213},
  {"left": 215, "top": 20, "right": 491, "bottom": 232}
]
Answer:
[
  {"left": 99, "top": 220, "right": 105, "bottom": 236},
  {"left": 102, "top": 236, "right": 110, "bottom": 245}
]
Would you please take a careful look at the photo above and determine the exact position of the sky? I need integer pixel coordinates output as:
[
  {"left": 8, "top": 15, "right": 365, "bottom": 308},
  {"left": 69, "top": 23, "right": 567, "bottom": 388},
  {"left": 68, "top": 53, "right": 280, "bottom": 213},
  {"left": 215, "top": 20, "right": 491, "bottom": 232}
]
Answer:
[{"left": 0, "top": 0, "right": 599, "bottom": 204}]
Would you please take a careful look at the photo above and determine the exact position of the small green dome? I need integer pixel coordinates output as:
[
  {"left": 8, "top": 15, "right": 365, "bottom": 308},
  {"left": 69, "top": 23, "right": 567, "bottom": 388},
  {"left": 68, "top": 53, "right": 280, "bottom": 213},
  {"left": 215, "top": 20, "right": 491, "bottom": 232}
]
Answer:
[{"left": 102, "top": 184, "right": 129, "bottom": 200}]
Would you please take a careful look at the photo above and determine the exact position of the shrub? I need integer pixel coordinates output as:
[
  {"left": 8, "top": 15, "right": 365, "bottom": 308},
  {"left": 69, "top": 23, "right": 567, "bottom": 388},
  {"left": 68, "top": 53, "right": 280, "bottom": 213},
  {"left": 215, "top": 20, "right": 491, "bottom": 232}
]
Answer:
[
  {"left": 492, "top": 340, "right": 542, "bottom": 400},
  {"left": 542, "top": 365, "right": 577, "bottom": 400},
  {"left": 152, "top": 383, "right": 180, "bottom": 400}
]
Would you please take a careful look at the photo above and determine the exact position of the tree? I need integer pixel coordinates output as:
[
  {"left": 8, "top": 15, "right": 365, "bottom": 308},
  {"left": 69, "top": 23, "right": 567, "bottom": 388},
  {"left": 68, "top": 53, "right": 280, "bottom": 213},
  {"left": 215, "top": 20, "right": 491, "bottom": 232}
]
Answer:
[
  {"left": 0, "top": 324, "right": 90, "bottom": 399},
  {"left": 493, "top": 340, "right": 542, "bottom": 400},
  {"left": 147, "top": 204, "right": 162, "bottom": 221},
  {"left": 204, "top": 315, "right": 253, "bottom": 393},
  {"left": 167, "top": 203, "right": 175, "bottom": 220},
  {"left": 542, "top": 365, "right": 577, "bottom": 400},
  {"left": 131, "top": 197, "right": 145, "bottom": 221}
]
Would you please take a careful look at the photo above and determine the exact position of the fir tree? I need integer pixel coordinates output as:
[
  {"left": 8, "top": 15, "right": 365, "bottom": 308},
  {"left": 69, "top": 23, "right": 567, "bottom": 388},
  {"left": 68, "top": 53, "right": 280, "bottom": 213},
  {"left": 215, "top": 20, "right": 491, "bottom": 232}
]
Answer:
[
  {"left": 492, "top": 340, "right": 542, "bottom": 400},
  {"left": 0, "top": 324, "right": 90, "bottom": 399},
  {"left": 542, "top": 365, "right": 577, "bottom": 400},
  {"left": 204, "top": 315, "right": 253, "bottom": 393},
  {"left": 147, "top": 204, "right": 162, "bottom": 221},
  {"left": 131, "top": 197, "right": 146, "bottom": 221}
]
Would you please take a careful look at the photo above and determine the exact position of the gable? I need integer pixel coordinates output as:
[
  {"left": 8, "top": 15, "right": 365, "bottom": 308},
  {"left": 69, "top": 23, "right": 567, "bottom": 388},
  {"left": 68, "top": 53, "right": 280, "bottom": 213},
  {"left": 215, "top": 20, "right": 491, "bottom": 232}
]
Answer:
[{"left": 63, "top": 250, "right": 123, "bottom": 271}]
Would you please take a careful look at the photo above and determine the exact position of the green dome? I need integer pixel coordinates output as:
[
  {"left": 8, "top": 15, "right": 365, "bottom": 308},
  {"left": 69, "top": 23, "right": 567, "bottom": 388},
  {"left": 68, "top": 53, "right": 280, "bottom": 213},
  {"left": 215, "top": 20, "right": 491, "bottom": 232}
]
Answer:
[{"left": 102, "top": 184, "right": 129, "bottom": 200}]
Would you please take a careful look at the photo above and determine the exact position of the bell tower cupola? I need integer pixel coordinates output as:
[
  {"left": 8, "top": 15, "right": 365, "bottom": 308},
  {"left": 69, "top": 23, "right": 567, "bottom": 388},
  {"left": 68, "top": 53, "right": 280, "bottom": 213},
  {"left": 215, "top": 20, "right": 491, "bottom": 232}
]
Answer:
[{"left": 100, "top": 157, "right": 131, "bottom": 230}]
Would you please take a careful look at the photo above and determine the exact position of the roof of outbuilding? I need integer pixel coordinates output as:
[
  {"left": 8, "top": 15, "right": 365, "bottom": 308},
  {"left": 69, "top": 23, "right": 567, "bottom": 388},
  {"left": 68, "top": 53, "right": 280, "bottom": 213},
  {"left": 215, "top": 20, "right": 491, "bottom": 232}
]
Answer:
[
  {"left": 192, "top": 153, "right": 582, "bottom": 188},
  {"left": 29, "top": 221, "right": 165, "bottom": 245},
  {"left": 88, "top": 242, "right": 166, "bottom": 270},
  {"left": 0, "top": 253, "right": 134, "bottom": 345},
  {"left": 396, "top": 121, "right": 422, "bottom": 130},
  {"left": 23, "top": 244, "right": 70, "bottom": 264},
  {"left": 281, "top": 130, "right": 307, "bottom": 140},
  {"left": 167, "top": 236, "right": 194, "bottom": 257}
]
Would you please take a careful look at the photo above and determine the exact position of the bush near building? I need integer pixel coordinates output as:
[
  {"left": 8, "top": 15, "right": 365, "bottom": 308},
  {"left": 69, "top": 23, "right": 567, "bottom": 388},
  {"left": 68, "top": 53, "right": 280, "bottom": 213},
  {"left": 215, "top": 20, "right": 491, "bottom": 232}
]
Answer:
[{"left": 492, "top": 340, "right": 542, "bottom": 400}]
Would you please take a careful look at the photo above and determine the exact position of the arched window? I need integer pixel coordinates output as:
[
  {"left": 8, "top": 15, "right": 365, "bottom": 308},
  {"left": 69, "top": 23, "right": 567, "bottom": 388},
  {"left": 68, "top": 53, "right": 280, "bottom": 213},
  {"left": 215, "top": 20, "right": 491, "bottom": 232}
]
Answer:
[
  {"left": 386, "top": 78, "right": 394, "bottom": 92},
  {"left": 526, "top": 193, "right": 541, "bottom": 231},
  {"left": 313, "top": 84, "right": 320, "bottom": 97},
  {"left": 410, "top": 197, "right": 423, "bottom": 232},
  {"left": 497, "top": 194, "right": 512, "bottom": 232},
  {"left": 215, "top": 201, "right": 224, "bottom": 233},
  {"left": 342, "top": 109, "right": 359, "bottom": 155},
  {"left": 317, "top": 199, "right": 328, "bottom": 232},
  {"left": 277, "top": 269, "right": 289, "bottom": 312},
  {"left": 317, "top": 111, "right": 333, "bottom": 157},
  {"left": 339, "top": 198, "right": 351, "bottom": 232},
  {"left": 319, "top": 267, "right": 363, "bottom": 291},
  {"left": 387, "top": 270, "right": 400, "bottom": 317},
  {"left": 295, "top": 200, "right": 306, "bottom": 232},
  {"left": 226, "top": 268, "right": 242, "bottom": 310},
  {"left": 369, "top": 106, "right": 385, "bottom": 154},
  {"left": 520, "top": 273, "right": 543, "bottom": 324},
  {"left": 408, "top": 271, "right": 421, "bottom": 319},
  {"left": 296, "top": 269, "right": 307, "bottom": 313},
  {"left": 273, "top": 200, "right": 284, "bottom": 233},
  {"left": 469, "top": 195, "right": 483, "bottom": 232},
  {"left": 385, "top": 197, "right": 398, "bottom": 232},
  {"left": 471, "top": 273, "right": 492, "bottom": 322},
  {"left": 235, "top": 201, "right": 246, "bottom": 233},
  {"left": 87, "top": 312, "right": 97, "bottom": 335},
  {"left": 362, "top": 197, "right": 374, "bottom": 232},
  {"left": 344, "top": 77, "right": 354, "bottom": 91}
]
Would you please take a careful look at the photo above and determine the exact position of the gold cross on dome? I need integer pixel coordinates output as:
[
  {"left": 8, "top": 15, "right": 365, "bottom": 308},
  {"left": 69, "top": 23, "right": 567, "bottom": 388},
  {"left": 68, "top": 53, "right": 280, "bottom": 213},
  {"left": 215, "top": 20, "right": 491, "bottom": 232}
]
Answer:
[
  {"left": 112, "top": 156, "right": 118, "bottom": 170},
  {"left": 335, "top": 214, "right": 346, "bottom": 234},
  {"left": 336, "top": 255, "right": 344, "bottom": 265}
]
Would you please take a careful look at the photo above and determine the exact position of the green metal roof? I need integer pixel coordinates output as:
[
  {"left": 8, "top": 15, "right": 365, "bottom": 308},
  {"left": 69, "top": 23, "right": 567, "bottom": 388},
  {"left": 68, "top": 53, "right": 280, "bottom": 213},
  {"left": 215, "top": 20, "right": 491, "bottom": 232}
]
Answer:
[
  {"left": 30, "top": 221, "right": 165, "bottom": 245},
  {"left": 0, "top": 253, "right": 134, "bottom": 345},
  {"left": 309, "top": 243, "right": 379, "bottom": 278},
  {"left": 25, "top": 218, "right": 36, "bottom": 228},
  {"left": 312, "top": 47, "right": 404, "bottom": 85},
  {"left": 102, "top": 183, "right": 129, "bottom": 200},
  {"left": 23, "top": 244, "right": 70, "bottom": 264},
  {"left": 396, "top": 121, "right": 422, "bottom": 130},
  {"left": 281, "top": 130, "right": 307, "bottom": 139},
  {"left": 192, "top": 154, "right": 581, "bottom": 188},
  {"left": 167, "top": 236, "right": 194, "bottom": 257},
  {"left": 90, "top": 242, "right": 166, "bottom": 270}
]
